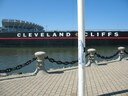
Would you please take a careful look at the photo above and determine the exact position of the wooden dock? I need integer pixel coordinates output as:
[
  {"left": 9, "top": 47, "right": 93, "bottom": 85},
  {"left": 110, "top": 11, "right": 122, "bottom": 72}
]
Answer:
[{"left": 0, "top": 60, "right": 128, "bottom": 96}]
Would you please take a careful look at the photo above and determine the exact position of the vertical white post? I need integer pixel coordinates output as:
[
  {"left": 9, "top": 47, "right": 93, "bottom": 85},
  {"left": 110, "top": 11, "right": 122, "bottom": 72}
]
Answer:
[{"left": 77, "top": 0, "right": 85, "bottom": 96}]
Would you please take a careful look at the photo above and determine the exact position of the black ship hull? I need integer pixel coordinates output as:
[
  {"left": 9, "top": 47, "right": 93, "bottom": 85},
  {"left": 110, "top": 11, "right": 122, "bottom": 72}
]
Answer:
[{"left": 0, "top": 31, "right": 128, "bottom": 47}]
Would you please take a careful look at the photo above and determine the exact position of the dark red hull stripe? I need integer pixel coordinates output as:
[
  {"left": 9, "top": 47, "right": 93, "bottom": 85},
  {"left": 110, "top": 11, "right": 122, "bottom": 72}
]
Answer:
[{"left": 0, "top": 37, "right": 128, "bottom": 40}]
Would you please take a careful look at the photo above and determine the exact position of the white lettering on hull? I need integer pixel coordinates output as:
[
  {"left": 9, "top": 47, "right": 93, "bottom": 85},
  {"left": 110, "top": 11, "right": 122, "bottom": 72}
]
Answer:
[{"left": 16, "top": 32, "right": 119, "bottom": 38}]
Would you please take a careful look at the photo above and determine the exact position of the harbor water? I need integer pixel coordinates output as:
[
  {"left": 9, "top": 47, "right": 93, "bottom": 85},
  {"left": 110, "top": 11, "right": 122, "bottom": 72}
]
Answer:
[{"left": 0, "top": 45, "right": 127, "bottom": 74}]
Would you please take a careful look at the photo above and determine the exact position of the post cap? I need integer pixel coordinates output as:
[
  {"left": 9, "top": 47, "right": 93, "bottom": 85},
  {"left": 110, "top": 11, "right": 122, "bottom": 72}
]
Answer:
[
  {"left": 87, "top": 48, "right": 96, "bottom": 53},
  {"left": 35, "top": 51, "right": 46, "bottom": 62},
  {"left": 35, "top": 51, "right": 46, "bottom": 57},
  {"left": 118, "top": 47, "right": 125, "bottom": 50}
]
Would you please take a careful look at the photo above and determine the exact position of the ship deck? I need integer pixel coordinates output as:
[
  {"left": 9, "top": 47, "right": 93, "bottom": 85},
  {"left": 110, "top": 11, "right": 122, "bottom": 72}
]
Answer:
[{"left": 0, "top": 60, "right": 128, "bottom": 96}]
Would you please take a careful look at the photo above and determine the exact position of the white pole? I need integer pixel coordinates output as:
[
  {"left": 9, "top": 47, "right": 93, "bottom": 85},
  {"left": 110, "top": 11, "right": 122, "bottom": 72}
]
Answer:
[{"left": 77, "top": 0, "right": 85, "bottom": 96}]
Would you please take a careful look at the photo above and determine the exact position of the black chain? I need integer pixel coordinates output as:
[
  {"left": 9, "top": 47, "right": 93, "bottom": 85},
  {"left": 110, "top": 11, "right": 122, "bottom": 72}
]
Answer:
[
  {"left": 85, "top": 53, "right": 89, "bottom": 57},
  {"left": 124, "top": 50, "right": 128, "bottom": 55},
  {"left": 45, "top": 53, "right": 89, "bottom": 65},
  {"left": 0, "top": 57, "right": 37, "bottom": 73},
  {"left": 95, "top": 51, "right": 119, "bottom": 59},
  {"left": 45, "top": 56, "right": 78, "bottom": 65}
]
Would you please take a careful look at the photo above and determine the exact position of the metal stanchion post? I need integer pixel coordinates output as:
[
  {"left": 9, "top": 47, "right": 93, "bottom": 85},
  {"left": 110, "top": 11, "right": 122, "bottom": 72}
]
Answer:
[
  {"left": 118, "top": 47, "right": 125, "bottom": 61},
  {"left": 34, "top": 51, "right": 47, "bottom": 74}
]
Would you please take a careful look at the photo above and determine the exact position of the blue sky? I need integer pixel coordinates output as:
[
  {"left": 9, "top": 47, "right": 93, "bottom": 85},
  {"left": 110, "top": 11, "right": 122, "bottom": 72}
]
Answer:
[{"left": 0, "top": 0, "right": 128, "bottom": 31}]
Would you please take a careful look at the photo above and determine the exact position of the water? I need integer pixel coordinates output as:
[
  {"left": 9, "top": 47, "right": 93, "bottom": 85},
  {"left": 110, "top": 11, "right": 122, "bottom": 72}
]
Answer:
[{"left": 0, "top": 46, "right": 127, "bottom": 74}]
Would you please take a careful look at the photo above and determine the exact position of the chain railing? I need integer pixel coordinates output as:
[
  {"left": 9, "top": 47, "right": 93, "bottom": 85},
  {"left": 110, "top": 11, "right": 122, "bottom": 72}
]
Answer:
[
  {"left": 85, "top": 47, "right": 128, "bottom": 66},
  {"left": 0, "top": 47, "right": 128, "bottom": 74},
  {"left": 124, "top": 50, "right": 128, "bottom": 55},
  {"left": 44, "top": 54, "right": 89, "bottom": 65},
  {"left": 45, "top": 56, "right": 78, "bottom": 65},
  {"left": 95, "top": 51, "right": 119, "bottom": 60},
  {"left": 0, "top": 57, "right": 37, "bottom": 73}
]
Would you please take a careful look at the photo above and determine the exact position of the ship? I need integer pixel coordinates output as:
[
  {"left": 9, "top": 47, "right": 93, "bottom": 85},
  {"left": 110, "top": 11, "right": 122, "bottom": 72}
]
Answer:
[{"left": 0, "top": 19, "right": 128, "bottom": 47}]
